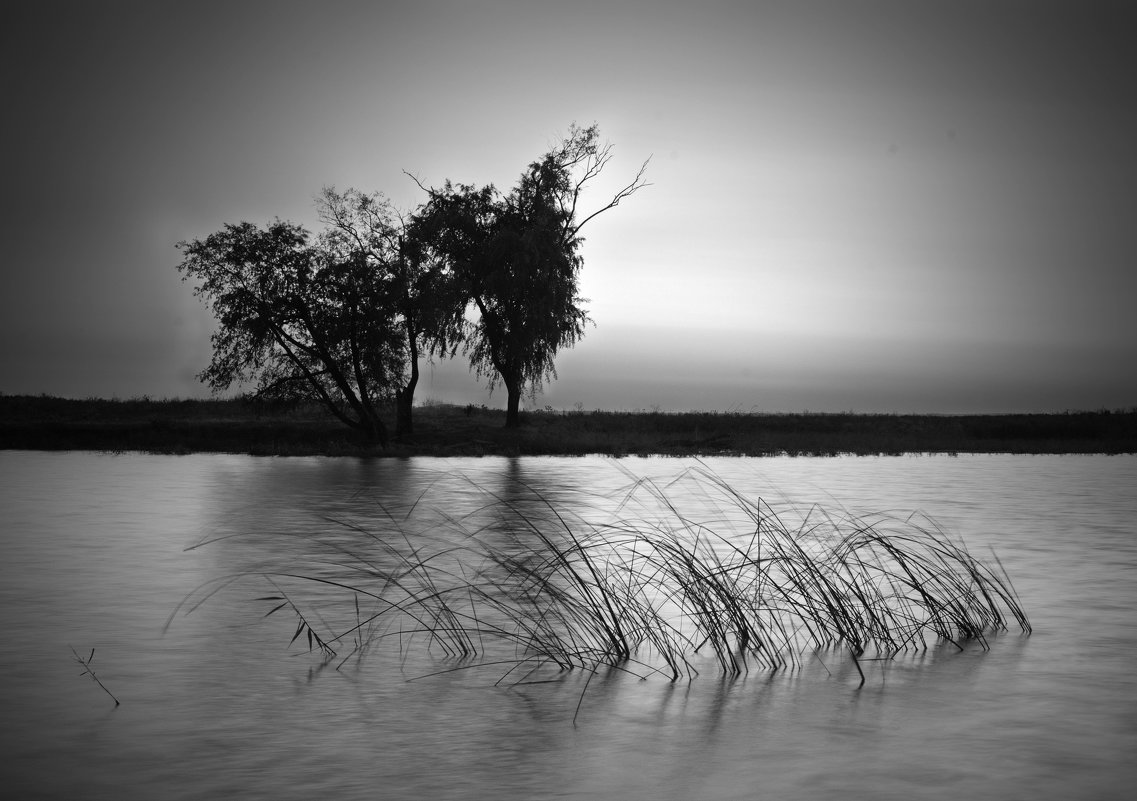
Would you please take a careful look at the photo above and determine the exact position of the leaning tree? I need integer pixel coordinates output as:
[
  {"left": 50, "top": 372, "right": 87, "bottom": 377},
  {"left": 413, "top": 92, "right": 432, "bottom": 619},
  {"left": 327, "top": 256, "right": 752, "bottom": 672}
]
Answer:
[
  {"left": 176, "top": 219, "right": 405, "bottom": 446},
  {"left": 411, "top": 123, "right": 649, "bottom": 426}
]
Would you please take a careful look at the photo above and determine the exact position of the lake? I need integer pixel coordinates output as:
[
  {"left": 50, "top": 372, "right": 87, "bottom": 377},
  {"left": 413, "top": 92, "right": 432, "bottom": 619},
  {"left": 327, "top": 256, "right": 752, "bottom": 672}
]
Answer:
[{"left": 1, "top": 451, "right": 1134, "bottom": 800}]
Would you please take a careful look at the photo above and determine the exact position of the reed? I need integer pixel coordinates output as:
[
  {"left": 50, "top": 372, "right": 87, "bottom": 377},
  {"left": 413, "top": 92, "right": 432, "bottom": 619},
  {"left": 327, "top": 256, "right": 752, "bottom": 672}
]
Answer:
[
  {"left": 177, "top": 467, "right": 1030, "bottom": 689},
  {"left": 70, "top": 646, "right": 120, "bottom": 707}
]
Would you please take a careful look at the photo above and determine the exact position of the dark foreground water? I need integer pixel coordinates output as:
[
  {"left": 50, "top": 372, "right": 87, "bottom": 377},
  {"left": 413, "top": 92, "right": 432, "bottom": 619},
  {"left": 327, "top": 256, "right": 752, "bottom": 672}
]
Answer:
[{"left": 1, "top": 452, "right": 1134, "bottom": 800}]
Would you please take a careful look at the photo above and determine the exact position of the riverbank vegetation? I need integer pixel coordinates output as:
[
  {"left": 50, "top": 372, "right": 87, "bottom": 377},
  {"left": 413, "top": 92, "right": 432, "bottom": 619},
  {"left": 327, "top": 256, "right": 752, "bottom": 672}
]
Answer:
[{"left": 3, "top": 394, "right": 1134, "bottom": 456}]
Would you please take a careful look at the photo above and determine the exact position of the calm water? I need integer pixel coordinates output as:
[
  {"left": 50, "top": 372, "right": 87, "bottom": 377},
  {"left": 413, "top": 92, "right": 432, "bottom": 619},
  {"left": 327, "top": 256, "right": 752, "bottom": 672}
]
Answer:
[{"left": 1, "top": 451, "right": 1135, "bottom": 800}]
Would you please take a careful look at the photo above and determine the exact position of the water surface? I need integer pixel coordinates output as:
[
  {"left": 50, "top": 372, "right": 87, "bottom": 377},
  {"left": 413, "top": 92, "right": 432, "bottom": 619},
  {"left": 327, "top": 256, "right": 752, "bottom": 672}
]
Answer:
[{"left": 1, "top": 452, "right": 1134, "bottom": 800}]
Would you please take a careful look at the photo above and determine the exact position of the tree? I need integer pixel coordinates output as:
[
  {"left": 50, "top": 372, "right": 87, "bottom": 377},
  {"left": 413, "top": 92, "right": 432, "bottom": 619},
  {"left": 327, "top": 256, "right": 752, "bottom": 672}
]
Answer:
[
  {"left": 412, "top": 124, "right": 649, "bottom": 426},
  {"left": 317, "top": 188, "right": 466, "bottom": 437},
  {"left": 176, "top": 219, "right": 404, "bottom": 446}
]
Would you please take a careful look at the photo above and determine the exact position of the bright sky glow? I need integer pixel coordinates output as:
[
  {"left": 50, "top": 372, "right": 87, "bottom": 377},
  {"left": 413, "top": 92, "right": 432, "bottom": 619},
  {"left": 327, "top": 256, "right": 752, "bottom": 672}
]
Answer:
[{"left": 2, "top": 0, "right": 1135, "bottom": 412}]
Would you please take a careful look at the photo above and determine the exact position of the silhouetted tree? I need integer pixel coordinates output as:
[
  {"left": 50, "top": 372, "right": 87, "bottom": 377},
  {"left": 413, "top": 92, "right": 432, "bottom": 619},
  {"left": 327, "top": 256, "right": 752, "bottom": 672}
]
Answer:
[
  {"left": 176, "top": 220, "right": 404, "bottom": 446},
  {"left": 317, "top": 188, "right": 466, "bottom": 437},
  {"left": 412, "top": 124, "right": 649, "bottom": 426}
]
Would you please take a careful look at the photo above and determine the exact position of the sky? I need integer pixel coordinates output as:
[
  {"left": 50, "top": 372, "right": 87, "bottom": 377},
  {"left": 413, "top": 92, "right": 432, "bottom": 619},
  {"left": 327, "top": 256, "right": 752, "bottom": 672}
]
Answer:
[{"left": 3, "top": 0, "right": 1135, "bottom": 414}]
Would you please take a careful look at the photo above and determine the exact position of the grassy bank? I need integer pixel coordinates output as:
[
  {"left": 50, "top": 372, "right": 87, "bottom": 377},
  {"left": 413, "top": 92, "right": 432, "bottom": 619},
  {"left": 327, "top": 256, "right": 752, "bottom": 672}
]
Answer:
[{"left": 2, "top": 394, "right": 1135, "bottom": 456}]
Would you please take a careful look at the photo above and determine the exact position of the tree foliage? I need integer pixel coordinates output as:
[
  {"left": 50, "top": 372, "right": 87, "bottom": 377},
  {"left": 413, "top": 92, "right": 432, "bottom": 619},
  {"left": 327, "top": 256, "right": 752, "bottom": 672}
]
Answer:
[
  {"left": 317, "top": 188, "right": 466, "bottom": 436},
  {"left": 412, "top": 123, "right": 649, "bottom": 426},
  {"left": 176, "top": 219, "right": 404, "bottom": 445},
  {"left": 176, "top": 123, "right": 646, "bottom": 441}
]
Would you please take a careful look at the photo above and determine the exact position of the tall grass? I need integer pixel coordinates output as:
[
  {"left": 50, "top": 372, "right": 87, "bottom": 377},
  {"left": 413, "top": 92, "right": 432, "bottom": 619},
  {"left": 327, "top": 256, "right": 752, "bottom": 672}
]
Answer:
[{"left": 173, "top": 467, "right": 1030, "bottom": 689}]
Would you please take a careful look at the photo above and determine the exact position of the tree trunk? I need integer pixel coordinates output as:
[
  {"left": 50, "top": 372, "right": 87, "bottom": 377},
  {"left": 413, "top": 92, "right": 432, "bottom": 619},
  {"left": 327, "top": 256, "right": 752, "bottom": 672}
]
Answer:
[
  {"left": 395, "top": 386, "right": 414, "bottom": 438},
  {"left": 360, "top": 406, "right": 389, "bottom": 448},
  {"left": 365, "top": 418, "right": 389, "bottom": 448},
  {"left": 395, "top": 327, "right": 422, "bottom": 436},
  {"left": 504, "top": 378, "right": 522, "bottom": 428},
  {"left": 396, "top": 332, "right": 421, "bottom": 440}
]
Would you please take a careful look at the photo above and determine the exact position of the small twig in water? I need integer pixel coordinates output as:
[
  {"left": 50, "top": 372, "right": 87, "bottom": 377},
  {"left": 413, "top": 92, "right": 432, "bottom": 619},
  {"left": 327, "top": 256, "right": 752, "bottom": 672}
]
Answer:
[{"left": 70, "top": 646, "right": 120, "bottom": 707}]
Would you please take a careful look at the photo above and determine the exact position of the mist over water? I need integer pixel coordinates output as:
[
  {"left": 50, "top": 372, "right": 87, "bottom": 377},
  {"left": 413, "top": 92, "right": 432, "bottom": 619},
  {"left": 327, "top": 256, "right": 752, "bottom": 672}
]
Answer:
[{"left": 1, "top": 452, "right": 1134, "bottom": 800}]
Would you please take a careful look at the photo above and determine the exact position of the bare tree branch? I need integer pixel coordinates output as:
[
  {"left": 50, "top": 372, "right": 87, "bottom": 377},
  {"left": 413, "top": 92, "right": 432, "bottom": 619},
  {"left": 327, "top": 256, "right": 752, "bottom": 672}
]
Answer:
[
  {"left": 570, "top": 155, "right": 652, "bottom": 237},
  {"left": 404, "top": 170, "right": 440, "bottom": 200}
]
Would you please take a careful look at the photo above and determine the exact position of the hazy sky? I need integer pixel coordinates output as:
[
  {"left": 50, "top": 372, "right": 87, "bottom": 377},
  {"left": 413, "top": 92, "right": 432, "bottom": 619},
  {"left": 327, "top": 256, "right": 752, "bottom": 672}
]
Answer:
[{"left": 3, "top": 0, "right": 1135, "bottom": 413}]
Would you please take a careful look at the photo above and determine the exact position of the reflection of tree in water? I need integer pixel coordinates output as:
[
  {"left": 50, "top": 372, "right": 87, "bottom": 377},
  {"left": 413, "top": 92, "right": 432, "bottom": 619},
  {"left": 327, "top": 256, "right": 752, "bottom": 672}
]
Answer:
[{"left": 477, "top": 456, "right": 601, "bottom": 551}]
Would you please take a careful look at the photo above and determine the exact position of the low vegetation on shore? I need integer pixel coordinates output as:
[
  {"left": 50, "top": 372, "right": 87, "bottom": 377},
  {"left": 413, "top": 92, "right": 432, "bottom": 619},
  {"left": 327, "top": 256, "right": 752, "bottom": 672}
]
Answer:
[{"left": 2, "top": 394, "right": 1134, "bottom": 456}]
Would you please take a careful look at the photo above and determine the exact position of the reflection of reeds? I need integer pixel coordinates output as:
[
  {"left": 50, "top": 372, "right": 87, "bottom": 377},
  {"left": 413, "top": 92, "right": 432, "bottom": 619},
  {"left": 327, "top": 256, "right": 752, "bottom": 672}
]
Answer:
[{"left": 184, "top": 468, "right": 1031, "bottom": 689}]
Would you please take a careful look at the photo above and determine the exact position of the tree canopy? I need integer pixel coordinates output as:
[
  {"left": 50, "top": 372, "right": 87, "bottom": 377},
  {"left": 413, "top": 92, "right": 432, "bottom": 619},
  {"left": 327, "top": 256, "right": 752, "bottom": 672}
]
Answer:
[
  {"left": 176, "top": 123, "right": 647, "bottom": 442},
  {"left": 317, "top": 187, "right": 465, "bottom": 436},
  {"left": 411, "top": 124, "right": 649, "bottom": 426},
  {"left": 176, "top": 218, "right": 405, "bottom": 445}
]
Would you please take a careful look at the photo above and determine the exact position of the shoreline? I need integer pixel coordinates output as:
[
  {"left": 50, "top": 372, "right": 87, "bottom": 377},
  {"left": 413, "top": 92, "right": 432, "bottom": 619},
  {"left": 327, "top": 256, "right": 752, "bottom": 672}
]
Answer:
[{"left": 2, "top": 395, "right": 1135, "bottom": 457}]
